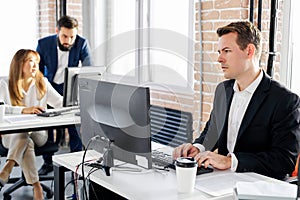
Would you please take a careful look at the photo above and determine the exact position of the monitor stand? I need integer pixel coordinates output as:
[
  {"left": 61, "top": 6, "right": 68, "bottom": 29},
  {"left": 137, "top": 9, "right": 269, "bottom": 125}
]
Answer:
[
  {"left": 103, "top": 140, "right": 114, "bottom": 168},
  {"left": 84, "top": 139, "right": 114, "bottom": 176}
]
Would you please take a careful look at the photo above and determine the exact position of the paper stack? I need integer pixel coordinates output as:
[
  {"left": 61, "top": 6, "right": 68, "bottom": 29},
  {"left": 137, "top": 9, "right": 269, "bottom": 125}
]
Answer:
[{"left": 234, "top": 180, "right": 297, "bottom": 200}]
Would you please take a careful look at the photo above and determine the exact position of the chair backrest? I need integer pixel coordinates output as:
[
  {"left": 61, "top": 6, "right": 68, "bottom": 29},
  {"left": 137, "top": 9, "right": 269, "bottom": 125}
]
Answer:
[
  {"left": 150, "top": 105, "right": 193, "bottom": 147},
  {"left": 292, "top": 154, "right": 299, "bottom": 177},
  {"left": 0, "top": 138, "right": 8, "bottom": 156},
  {"left": 34, "top": 141, "right": 59, "bottom": 156}
]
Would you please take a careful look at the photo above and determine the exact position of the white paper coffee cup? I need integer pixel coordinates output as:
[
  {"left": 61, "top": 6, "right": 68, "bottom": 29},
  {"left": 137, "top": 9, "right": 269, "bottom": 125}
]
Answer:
[{"left": 175, "top": 157, "right": 197, "bottom": 193}]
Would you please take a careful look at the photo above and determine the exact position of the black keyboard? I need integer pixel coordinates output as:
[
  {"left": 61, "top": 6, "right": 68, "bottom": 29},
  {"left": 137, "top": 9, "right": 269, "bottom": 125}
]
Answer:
[
  {"left": 37, "top": 111, "right": 61, "bottom": 117},
  {"left": 152, "top": 149, "right": 174, "bottom": 166},
  {"left": 37, "top": 106, "right": 79, "bottom": 117},
  {"left": 152, "top": 149, "right": 213, "bottom": 175}
]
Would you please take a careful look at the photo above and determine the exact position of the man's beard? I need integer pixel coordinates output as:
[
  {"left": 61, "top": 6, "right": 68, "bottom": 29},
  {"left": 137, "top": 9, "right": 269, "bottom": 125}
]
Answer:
[{"left": 57, "top": 37, "right": 73, "bottom": 51}]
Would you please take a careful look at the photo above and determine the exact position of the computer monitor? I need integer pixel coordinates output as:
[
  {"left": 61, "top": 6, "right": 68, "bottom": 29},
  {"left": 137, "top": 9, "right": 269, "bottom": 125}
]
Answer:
[
  {"left": 63, "top": 66, "right": 106, "bottom": 107},
  {"left": 79, "top": 76, "right": 152, "bottom": 169}
]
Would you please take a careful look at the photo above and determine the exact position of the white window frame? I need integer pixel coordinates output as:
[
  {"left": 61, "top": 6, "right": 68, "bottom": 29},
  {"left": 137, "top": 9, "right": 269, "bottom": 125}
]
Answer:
[
  {"left": 281, "top": 0, "right": 300, "bottom": 96},
  {"left": 82, "top": 0, "right": 195, "bottom": 94}
]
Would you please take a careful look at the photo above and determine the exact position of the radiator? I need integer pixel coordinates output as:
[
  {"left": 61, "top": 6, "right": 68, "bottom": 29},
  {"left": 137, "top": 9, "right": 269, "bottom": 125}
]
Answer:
[{"left": 150, "top": 105, "right": 193, "bottom": 147}]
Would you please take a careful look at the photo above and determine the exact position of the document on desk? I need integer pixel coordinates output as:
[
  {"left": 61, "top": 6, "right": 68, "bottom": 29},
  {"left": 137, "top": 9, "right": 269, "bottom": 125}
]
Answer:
[
  {"left": 195, "top": 172, "right": 267, "bottom": 197},
  {"left": 5, "top": 114, "right": 41, "bottom": 124},
  {"left": 235, "top": 180, "right": 297, "bottom": 200}
]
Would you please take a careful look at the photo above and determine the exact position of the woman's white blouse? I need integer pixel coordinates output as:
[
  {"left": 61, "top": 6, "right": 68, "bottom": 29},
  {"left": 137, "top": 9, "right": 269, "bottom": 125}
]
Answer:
[
  {"left": 0, "top": 79, "right": 23, "bottom": 114},
  {"left": 22, "top": 77, "right": 63, "bottom": 108},
  {"left": 0, "top": 78, "right": 63, "bottom": 114}
]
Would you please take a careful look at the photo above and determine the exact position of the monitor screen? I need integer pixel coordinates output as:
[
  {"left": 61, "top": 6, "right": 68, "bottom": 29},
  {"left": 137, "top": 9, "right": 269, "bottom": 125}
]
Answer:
[
  {"left": 79, "top": 77, "right": 152, "bottom": 169},
  {"left": 63, "top": 66, "right": 106, "bottom": 107}
]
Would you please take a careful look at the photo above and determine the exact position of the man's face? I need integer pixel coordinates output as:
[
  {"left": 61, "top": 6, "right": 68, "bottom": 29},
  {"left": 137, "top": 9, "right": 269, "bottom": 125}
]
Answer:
[
  {"left": 217, "top": 32, "right": 250, "bottom": 80},
  {"left": 57, "top": 27, "right": 78, "bottom": 50}
]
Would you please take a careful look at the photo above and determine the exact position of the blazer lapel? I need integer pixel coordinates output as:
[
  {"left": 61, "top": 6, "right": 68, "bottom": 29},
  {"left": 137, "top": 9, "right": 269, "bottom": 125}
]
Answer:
[
  {"left": 236, "top": 72, "right": 271, "bottom": 141},
  {"left": 68, "top": 48, "right": 75, "bottom": 67},
  {"left": 68, "top": 36, "right": 79, "bottom": 66}
]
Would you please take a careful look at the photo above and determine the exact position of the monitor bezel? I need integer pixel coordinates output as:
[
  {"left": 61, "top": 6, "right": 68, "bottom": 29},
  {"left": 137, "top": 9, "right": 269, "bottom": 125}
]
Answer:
[
  {"left": 79, "top": 77, "right": 152, "bottom": 169},
  {"left": 63, "top": 66, "right": 106, "bottom": 107}
]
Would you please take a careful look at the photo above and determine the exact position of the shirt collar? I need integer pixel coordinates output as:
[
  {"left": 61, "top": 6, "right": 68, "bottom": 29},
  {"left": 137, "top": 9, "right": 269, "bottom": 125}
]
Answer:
[
  {"left": 233, "top": 69, "right": 263, "bottom": 94},
  {"left": 21, "top": 79, "right": 36, "bottom": 95}
]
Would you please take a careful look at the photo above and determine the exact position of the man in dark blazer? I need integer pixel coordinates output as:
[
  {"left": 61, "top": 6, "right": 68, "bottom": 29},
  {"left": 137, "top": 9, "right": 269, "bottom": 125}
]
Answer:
[
  {"left": 37, "top": 16, "right": 92, "bottom": 92},
  {"left": 36, "top": 15, "right": 92, "bottom": 175},
  {"left": 173, "top": 21, "right": 300, "bottom": 179}
]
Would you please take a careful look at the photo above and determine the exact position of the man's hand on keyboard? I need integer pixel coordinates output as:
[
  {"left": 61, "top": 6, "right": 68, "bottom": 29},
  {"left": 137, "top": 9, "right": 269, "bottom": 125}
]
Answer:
[
  {"left": 194, "top": 151, "right": 231, "bottom": 170},
  {"left": 172, "top": 143, "right": 200, "bottom": 160},
  {"left": 21, "top": 106, "right": 45, "bottom": 114}
]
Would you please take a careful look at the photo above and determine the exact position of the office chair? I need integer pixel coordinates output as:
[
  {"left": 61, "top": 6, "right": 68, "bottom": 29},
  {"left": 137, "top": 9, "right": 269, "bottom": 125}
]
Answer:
[
  {"left": 0, "top": 139, "right": 58, "bottom": 200},
  {"left": 283, "top": 154, "right": 299, "bottom": 187}
]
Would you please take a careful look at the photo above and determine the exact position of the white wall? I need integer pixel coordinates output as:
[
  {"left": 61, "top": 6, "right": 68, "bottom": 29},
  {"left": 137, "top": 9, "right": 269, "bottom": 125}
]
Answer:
[{"left": 0, "top": 0, "right": 38, "bottom": 77}]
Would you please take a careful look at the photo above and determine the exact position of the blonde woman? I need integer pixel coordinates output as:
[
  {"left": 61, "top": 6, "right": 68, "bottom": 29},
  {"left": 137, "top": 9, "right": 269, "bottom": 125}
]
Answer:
[
  {"left": 0, "top": 49, "right": 63, "bottom": 200},
  {"left": 0, "top": 79, "right": 43, "bottom": 114}
]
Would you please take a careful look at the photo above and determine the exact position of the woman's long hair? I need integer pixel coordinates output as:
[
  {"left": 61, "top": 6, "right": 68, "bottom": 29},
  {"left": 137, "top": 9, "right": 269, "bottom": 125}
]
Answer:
[{"left": 8, "top": 49, "right": 46, "bottom": 106}]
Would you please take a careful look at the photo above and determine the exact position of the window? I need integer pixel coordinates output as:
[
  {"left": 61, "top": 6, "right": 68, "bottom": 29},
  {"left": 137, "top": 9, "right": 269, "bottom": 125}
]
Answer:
[
  {"left": 148, "top": 0, "right": 194, "bottom": 88},
  {"left": 0, "top": 0, "right": 38, "bottom": 77},
  {"left": 83, "top": 0, "right": 195, "bottom": 93},
  {"left": 281, "top": 0, "right": 300, "bottom": 96},
  {"left": 107, "top": 0, "right": 136, "bottom": 77},
  {"left": 290, "top": 1, "right": 300, "bottom": 95}
]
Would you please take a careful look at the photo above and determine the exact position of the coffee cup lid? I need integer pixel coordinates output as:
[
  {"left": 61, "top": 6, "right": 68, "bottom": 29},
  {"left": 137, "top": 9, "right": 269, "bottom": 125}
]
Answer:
[{"left": 175, "top": 157, "right": 197, "bottom": 168}]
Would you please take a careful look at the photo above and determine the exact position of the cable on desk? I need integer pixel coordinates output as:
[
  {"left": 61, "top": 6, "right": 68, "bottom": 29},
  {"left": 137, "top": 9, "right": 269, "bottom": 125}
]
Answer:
[
  {"left": 80, "top": 135, "right": 101, "bottom": 200},
  {"left": 64, "top": 178, "right": 76, "bottom": 200},
  {"left": 85, "top": 168, "right": 101, "bottom": 200},
  {"left": 74, "top": 162, "right": 81, "bottom": 199}
]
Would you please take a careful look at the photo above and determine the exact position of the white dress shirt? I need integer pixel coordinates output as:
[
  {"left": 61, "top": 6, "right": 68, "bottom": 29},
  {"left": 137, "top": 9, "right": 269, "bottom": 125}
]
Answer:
[
  {"left": 53, "top": 48, "right": 69, "bottom": 84},
  {"left": 228, "top": 70, "right": 263, "bottom": 171},
  {"left": 194, "top": 70, "right": 263, "bottom": 171}
]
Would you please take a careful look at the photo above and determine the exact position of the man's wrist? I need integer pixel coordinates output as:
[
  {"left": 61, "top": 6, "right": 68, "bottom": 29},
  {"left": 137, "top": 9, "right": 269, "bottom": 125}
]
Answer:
[
  {"left": 193, "top": 143, "right": 205, "bottom": 153},
  {"left": 227, "top": 153, "right": 238, "bottom": 171}
]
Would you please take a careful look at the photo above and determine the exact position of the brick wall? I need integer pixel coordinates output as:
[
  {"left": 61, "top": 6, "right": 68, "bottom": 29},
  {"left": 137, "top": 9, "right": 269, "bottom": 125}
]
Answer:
[
  {"left": 37, "top": 0, "right": 83, "bottom": 38},
  {"left": 66, "top": 0, "right": 83, "bottom": 34},
  {"left": 36, "top": 0, "right": 284, "bottom": 140},
  {"left": 37, "top": 0, "right": 56, "bottom": 38}
]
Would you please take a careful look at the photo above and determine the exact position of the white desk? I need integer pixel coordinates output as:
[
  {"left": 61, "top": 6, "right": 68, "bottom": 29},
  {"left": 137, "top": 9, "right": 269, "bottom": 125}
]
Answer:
[
  {"left": 53, "top": 150, "right": 283, "bottom": 200},
  {"left": 0, "top": 110, "right": 80, "bottom": 134}
]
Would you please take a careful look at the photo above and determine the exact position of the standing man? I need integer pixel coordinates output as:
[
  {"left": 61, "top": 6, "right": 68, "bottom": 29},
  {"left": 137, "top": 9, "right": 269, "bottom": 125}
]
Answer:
[
  {"left": 173, "top": 21, "right": 300, "bottom": 180},
  {"left": 37, "top": 15, "right": 92, "bottom": 175}
]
